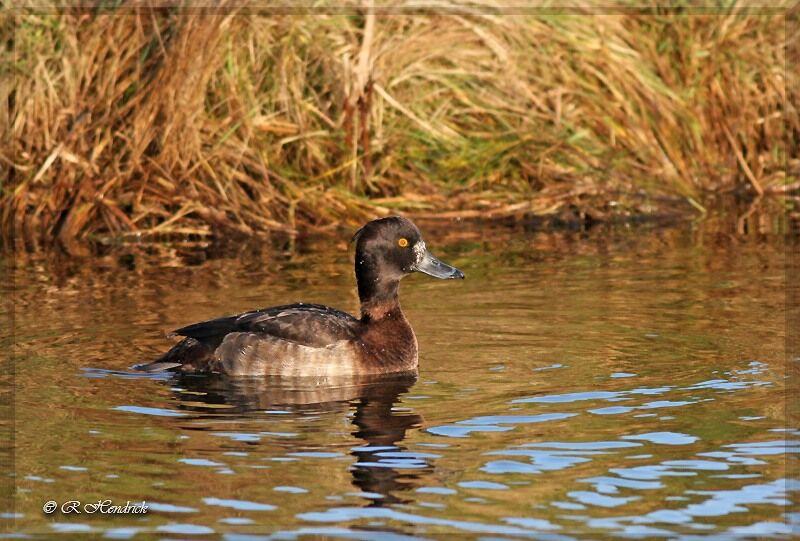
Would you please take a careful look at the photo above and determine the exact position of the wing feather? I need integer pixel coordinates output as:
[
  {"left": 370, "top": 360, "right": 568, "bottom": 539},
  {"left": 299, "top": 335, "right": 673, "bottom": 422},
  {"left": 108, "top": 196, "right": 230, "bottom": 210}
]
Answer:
[{"left": 173, "top": 303, "right": 360, "bottom": 348}]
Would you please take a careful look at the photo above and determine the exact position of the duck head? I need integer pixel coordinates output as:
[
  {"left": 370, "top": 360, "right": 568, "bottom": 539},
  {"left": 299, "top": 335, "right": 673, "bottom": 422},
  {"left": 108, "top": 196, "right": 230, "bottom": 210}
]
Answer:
[{"left": 353, "top": 216, "right": 464, "bottom": 316}]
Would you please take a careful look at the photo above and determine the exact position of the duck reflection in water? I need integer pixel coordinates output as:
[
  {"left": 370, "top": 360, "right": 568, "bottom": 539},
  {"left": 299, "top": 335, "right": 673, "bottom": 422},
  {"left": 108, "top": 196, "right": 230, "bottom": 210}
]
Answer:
[{"left": 173, "top": 372, "right": 428, "bottom": 505}]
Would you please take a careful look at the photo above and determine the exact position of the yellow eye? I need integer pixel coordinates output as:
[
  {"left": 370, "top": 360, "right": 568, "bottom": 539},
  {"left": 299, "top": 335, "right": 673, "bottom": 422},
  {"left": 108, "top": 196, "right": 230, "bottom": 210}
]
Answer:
[{"left": 398, "top": 238, "right": 409, "bottom": 247}]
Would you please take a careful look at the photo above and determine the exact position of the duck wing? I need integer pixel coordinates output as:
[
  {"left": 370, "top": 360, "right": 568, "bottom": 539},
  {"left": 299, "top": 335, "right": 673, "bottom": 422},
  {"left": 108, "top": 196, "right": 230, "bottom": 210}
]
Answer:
[
  {"left": 174, "top": 303, "right": 360, "bottom": 348},
  {"left": 136, "top": 304, "right": 361, "bottom": 374}
]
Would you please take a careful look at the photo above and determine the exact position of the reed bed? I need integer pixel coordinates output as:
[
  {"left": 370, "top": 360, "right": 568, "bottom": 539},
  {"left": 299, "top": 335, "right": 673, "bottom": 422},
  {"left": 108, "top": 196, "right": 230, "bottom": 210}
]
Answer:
[{"left": 2, "top": 2, "right": 796, "bottom": 248}]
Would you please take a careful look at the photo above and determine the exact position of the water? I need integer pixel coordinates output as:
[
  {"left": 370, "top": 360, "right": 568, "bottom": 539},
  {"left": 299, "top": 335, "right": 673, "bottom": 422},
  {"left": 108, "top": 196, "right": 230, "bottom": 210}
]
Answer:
[{"left": 3, "top": 209, "right": 798, "bottom": 538}]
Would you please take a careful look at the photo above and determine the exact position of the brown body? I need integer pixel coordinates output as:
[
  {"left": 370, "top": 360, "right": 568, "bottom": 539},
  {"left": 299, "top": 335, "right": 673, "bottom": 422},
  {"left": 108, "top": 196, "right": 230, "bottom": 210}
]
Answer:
[
  {"left": 136, "top": 217, "right": 462, "bottom": 376},
  {"left": 159, "top": 303, "right": 418, "bottom": 376}
]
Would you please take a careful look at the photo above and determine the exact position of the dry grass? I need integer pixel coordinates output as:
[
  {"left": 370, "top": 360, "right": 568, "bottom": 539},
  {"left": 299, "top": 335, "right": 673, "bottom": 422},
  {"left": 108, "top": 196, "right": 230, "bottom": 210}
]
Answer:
[{"left": 2, "top": 2, "right": 796, "bottom": 248}]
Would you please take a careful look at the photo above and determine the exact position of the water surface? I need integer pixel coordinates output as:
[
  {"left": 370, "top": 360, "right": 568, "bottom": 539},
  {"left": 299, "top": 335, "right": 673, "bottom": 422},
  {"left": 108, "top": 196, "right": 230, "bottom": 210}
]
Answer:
[{"left": 3, "top": 210, "right": 798, "bottom": 538}]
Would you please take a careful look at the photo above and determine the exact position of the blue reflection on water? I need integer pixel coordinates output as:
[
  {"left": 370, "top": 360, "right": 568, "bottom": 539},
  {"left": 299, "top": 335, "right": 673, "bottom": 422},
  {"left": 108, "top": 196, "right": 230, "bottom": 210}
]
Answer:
[
  {"left": 427, "top": 413, "right": 576, "bottom": 438},
  {"left": 203, "top": 497, "right": 276, "bottom": 511},
  {"left": 113, "top": 405, "right": 187, "bottom": 417},
  {"left": 622, "top": 432, "right": 698, "bottom": 445}
]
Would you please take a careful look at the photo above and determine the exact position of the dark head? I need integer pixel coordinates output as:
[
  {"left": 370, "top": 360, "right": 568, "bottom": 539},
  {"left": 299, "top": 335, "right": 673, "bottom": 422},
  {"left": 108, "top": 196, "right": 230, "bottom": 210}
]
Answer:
[{"left": 353, "top": 216, "right": 464, "bottom": 318}]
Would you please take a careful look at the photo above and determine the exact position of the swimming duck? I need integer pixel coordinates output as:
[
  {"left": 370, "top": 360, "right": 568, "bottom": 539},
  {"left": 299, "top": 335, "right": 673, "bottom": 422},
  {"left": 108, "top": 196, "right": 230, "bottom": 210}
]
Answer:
[{"left": 136, "top": 216, "right": 464, "bottom": 376}]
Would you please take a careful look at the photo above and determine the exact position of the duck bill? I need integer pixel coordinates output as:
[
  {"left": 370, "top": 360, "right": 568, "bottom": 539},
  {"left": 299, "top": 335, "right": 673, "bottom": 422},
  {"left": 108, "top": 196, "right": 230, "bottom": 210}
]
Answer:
[{"left": 415, "top": 250, "right": 465, "bottom": 279}]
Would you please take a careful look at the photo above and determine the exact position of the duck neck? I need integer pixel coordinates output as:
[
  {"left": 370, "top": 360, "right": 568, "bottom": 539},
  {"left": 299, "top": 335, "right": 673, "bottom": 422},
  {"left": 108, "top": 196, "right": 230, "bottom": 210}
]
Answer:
[
  {"left": 356, "top": 256, "right": 403, "bottom": 321},
  {"left": 361, "top": 296, "right": 401, "bottom": 322},
  {"left": 359, "top": 280, "right": 402, "bottom": 321}
]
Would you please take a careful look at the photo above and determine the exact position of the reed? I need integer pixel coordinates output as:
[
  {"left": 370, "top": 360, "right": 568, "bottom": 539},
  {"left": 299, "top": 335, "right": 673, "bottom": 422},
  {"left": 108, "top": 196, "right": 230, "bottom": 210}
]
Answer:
[{"left": 2, "top": 2, "right": 795, "bottom": 248}]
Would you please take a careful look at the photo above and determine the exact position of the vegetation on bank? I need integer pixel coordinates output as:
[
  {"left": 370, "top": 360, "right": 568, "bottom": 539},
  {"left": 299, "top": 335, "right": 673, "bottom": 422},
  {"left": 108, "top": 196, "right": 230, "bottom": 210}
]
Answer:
[{"left": 2, "top": 3, "right": 797, "bottom": 247}]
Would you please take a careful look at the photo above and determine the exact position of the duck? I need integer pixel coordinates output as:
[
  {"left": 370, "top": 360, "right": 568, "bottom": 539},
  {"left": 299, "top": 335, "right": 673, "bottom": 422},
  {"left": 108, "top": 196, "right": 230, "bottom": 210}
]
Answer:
[{"left": 135, "top": 216, "right": 464, "bottom": 376}]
